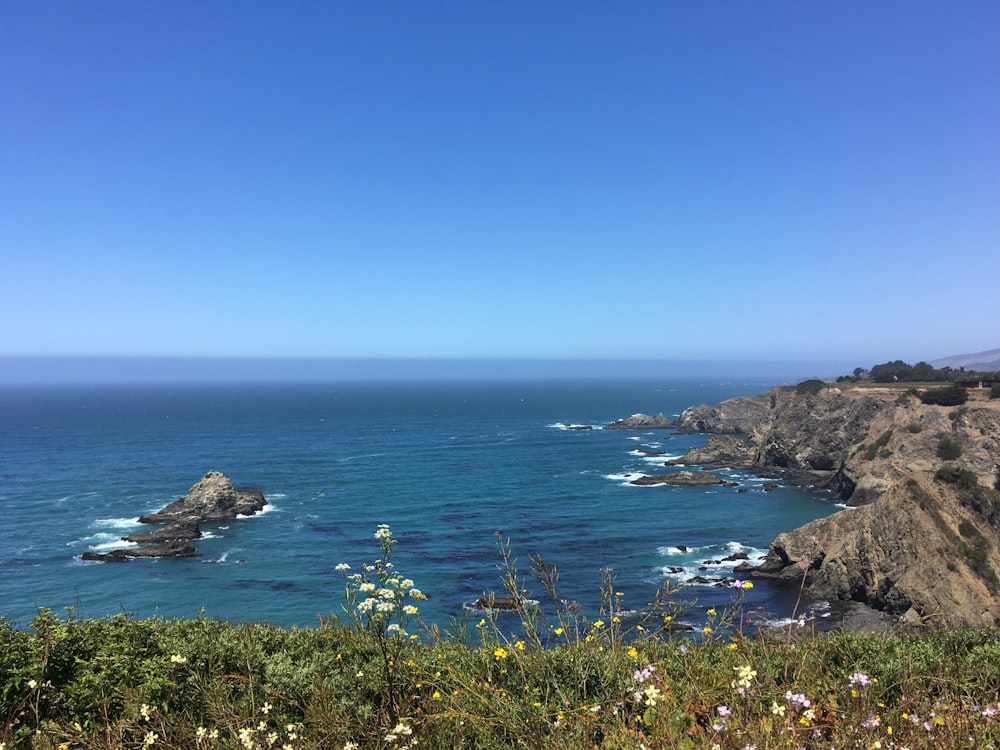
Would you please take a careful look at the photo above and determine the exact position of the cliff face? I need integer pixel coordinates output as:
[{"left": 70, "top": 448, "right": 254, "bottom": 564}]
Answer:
[{"left": 676, "top": 384, "right": 1000, "bottom": 629}]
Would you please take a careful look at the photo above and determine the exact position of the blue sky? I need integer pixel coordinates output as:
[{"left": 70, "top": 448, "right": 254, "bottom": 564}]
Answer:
[{"left": 1, "top": 2, "right": 997, "bottom": 376}]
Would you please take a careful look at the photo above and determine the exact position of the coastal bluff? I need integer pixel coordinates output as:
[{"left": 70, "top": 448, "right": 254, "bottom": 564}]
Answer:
[
  {"left": 674, "top": 383, "right": 1000, "bottom": 630},
  {"left": 82, "top": 471, "right": 266, "bottom": 562}
]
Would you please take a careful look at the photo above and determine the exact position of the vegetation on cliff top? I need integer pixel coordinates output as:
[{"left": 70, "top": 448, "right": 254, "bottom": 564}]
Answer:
[
  {"left": 837, "top": 359, "right": 999, "bottom": 386},
  {"left": 3, "top": 527, "right": 1000, "bottom": 749}
]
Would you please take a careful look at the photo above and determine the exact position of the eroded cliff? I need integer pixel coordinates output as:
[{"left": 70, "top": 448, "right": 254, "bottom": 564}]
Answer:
[{"left": 675, "top": 383, "right": 1000, "bottom": 629}]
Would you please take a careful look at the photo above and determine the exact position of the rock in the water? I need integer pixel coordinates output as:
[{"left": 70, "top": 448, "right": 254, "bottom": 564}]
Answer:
[
  {"left": 139, "top": 471, "right": 265, "bottom": 524},
  {"left": 83, "top": 472, "right": 265, "bottom": 563},
  {"left": 81, "top": 541, "right": 200, "bottom": 562},
  {"left": 604, "top": 413, "right": 672, "bottom": 430},
  {"left": 629, "top": 471, "right": 723, "bottom": 486}
]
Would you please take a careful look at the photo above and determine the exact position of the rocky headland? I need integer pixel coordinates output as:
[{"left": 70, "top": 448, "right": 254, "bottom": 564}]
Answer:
[
  {"left": 82, "top": 471, "right": 266, "bottom": 562},
  {"left": 673, "top": 383, "right": 1000, "bottom": 630}
]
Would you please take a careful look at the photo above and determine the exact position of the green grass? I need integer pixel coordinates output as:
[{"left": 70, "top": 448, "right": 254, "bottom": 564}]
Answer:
[{"left": 3, "top": 528, "right": 1000, "bottom": 749}]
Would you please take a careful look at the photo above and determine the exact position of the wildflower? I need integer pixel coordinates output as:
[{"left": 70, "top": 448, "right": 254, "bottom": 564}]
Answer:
[
  {"left": 732, "top": 665, "right": 757, "bottom": 690},
  {"left": 403, "top": 605, "right": 419, "bottom": 615},
  {"left": 515, "top": 640, "right": 526, "bottom": 651},
  {"left": 633, "top": 664, "right": 655, "bottom": 682},
  {"left": 643, "top": 684, "right": 662, "bottom": 706},
  {"left": 335, "top": 563, "right": 350, "bottom": 571},
  {"left": 627, "top": 645, "right": 639, "bottom": 660},
  {"left": 140, "top": 703, "right": 153, "bottom": 721},
  {"left": 707, "top": 608, "right": 717, "bottom": 616},
  {"left": 717, "top": 705, "right": 732, "bottom": 717},
  {"left": 771, "top": 701, "right": 786, "bottom": 717},
  {"left": 849, "top": 672, "right": 872, "bottom": 687},
  {"left": 982, "top": 706, "right": 998, "bottom": 717},
  {"left": 786, "top": 691, "right": 811, "bottom": 708},
  {"left": 862, "top": 716, "right": 880, "bottom": 728},
  {"left": 344, "top": 744, "right": 359, "bottom": 750},
  {"left": 170, "top": 653, "right": 187, "bottom": 664},
  {"left": 409, "top": 588, "right": 426, "bottom": 599},
  {"left": 494, "top": 646, "right": 508, "bottom": 660},
  {"left": 703, "top": 626, "right": 712, "bottom": 633},
  {"left": 387, "top": 623, "right": 405, "bottom": 636},
  {"left": 593, "top": 619, "right": 605, "bottom": 628},
  {"left": 142, "top": 732, "right": 158, "bottom": 747},
  {"left": 554, "top": 627, "right": 564, "bottom": 635},
  {"left": 432, "top": 690, "right": 441, "bottom": 699},
  {"left": 27, "top": 679, "right": 38, "bottom": 689},
  {"left": 359, "top": 582, "right": 376, "bottom": 593},
  {"left": 374, "top": 524, "right": 392, "bottom": 540}
]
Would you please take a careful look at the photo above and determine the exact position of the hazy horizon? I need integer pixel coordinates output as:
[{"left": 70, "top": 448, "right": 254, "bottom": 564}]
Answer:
[{"left": 0, "top": 354, "right": 861, "bottom": 385}]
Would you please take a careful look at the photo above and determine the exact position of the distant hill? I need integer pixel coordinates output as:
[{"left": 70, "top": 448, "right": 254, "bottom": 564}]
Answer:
[{"left": 930, "top": 348, "right": 1000, "bottom": 372}]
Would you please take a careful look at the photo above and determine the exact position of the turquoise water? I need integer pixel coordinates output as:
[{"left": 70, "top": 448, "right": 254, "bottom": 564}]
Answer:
[{"left": 0, "top": 378, "right": 837, "bottom": 629}]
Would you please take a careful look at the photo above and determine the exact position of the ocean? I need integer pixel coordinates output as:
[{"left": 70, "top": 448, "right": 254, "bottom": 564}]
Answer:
[{"left": 0, "top": 378, "right": 839, "bottom": 632}]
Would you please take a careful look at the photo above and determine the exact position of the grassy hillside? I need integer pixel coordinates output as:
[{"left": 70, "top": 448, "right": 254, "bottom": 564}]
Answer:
[{"left": 3, "top": 527, "right": 999, "bottom": 749}]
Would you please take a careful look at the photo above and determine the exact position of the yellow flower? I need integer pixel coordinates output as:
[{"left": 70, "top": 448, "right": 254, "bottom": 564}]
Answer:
[
  {"left": 703, "top": 626, "right": 712, "bottom": 633},
  {"left": 627, "top": 646, "right": 639, "bottom": 660},
  {"left": 514, "top": 640, "right": 526, "bottom": 651},
  {"left": 493, "top": 646, "right": 508, "bottom": 660},
  {"left": 707, "top": 608, "right": 716, "bottom": 616},
  {"left": 554, "top": 627, "right": 564, "bottom": 635},
  {"left": 593, "top": 619, "right": 605, "bottom": 629},
  {"left": 432, "top": 690, "right": 441, "bottom": 699},
  {"left": 728, "top": 643, "right": 738, "bottom": 651},
  {"left": 743, "top": 581, "right": 753, "bottom": 589}
]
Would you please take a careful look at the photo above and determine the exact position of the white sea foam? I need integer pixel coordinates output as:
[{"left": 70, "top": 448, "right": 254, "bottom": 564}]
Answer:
[
  {"left": 91, "top": 539, "right": 138, "bottom": 552},
  {"left": 656, "top": 541, "right": 767, "bottom": 584},
  {"left": 92, "top": 517, "right": 142, "bottom": 529},
  {"left": 548, "top": 422, "right": 599, "bottom": 431},
  {"left": 239, "top": 502, "right": 275, "bottom": 518},
  {"left": 605, "top": 472, "right": 639, "bottom": 485}
]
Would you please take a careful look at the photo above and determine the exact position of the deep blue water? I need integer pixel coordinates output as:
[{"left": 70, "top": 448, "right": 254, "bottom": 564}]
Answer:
[{"left": 0, "top": 378, "right": 838, "bottom": 630}]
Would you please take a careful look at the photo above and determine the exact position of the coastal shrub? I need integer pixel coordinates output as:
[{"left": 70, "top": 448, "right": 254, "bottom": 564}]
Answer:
[
  {"left": 863, "top": 430, "right": 893, "bottom": 461},
  {"left": 795, "top": 379, "right": 825, "bottom": 396},
  {"left": 992, "top": 383, "right": 1000, "bottom": 399},
  {"left": 905, "top": 420, "right": 924, "bottom": 433},
  {"left": 948, "top": 405, "right": 969, "bottom": 422},
  {"left": 936, "top": 436, "right": 963, "bottom": 461},
  {"left": 918, "top": 384, "right": 968, "bottom": 406},
  {"left": 935, "top": 465, "right": 979, "bottom": 491}
]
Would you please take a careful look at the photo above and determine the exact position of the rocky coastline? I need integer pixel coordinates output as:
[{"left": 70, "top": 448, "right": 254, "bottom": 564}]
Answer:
[
  {"left": 671, "top": 383, "right": 1000, "bottom": 630},
  {"left": 81, "top": 471, "right": 266, "bottom": 562}
]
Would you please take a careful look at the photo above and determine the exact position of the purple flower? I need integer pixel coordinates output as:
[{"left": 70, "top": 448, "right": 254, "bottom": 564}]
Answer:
[
  {"left": 848, "top": 672, "right": 872, "bottom": 687},
  {"left": 717, "top": 705, "right": 732, "bottom": 717}
]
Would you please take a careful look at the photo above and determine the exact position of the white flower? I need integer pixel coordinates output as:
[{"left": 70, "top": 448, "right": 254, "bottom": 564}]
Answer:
[
  {"left": 359, "top": 582, "right": 376, "bottom": 593},
  {"left": 335, "top": 563, "right": 351, "bottom": 571}
]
